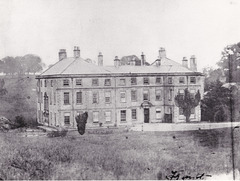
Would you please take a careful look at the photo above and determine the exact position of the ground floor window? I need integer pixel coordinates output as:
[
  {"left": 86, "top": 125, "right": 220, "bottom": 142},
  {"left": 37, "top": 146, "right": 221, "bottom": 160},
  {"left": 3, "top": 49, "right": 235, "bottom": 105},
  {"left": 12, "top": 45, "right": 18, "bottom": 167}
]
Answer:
[
  {"left": 105, "top": 111, "right": 111, "bottom": 122},
  {"left": 156, "top": 108, "right": 161, "bottom": 119},
  {"left": 120, "top": 110, "right": 126, "bottom": 122},
  {"left": 191, "top": 108, "right": 195, "bottom": 114},
  {"left": 131, "top": 109, "right": 137, "bottom": 120},
  {"left": 93, "top": 111, "right": 99, "bottom": 123},
  {"left": 64, "top": 113, "right": 70, "bottom": 125},
  {"left": 179, "top": 108, "right": 184, "bottom": 115}
]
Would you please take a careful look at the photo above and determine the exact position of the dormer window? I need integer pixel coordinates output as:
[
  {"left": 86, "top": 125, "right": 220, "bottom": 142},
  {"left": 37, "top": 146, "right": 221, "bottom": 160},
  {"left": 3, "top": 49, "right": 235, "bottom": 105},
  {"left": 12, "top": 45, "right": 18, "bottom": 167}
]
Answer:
[
  {"left": 76, "top": 79, "right": 82, "bottom": 86},
  {"left": 143, "top": 77, "right": 149, "bottom": 85},
  {"left": 168, "top": 77, "right": 173, "bottom": 84},
  {"left": 179, "top": 77, "right": 185, "bottom": 84},
  {"left": 105, "top": 79, "right": 111, "bottom": 86},
  {"left": 92, "top": 79, "right": 99, "bottom": 86},
  {"left": 156, "top": 77, "right": 162, "bottom": 84},
  {"left": 131, "top": 77, "right": 137, "bottom": 85}
]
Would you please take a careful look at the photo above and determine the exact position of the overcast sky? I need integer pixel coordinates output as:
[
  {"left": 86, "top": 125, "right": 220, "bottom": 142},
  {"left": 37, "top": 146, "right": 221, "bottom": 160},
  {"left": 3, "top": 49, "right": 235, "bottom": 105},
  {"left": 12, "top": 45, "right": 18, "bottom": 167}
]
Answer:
[{"left": 0, "top": 0, "right": 240, "bottom": 71}]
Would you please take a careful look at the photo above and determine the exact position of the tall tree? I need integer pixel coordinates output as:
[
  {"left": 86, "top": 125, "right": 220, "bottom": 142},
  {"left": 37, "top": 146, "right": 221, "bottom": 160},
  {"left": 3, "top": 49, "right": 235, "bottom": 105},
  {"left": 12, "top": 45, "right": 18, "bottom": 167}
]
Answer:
[
  {"left": 22, "top": 54, "right": 45, "bottom": 74},
  {"left": 0, "top": 79, "right": 7, "bottom": 96},
  {"left": 2, "top": 56, "right": 20, "bottom": 75},
  {"left": 175, "top": 88, "right": 201, "bottom": 122}
]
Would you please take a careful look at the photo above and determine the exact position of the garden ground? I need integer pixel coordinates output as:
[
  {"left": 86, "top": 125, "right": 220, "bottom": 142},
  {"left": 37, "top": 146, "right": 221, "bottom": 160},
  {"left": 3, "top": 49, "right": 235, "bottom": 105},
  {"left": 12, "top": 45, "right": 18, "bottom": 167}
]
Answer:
[{"left": 0, "top": 127, "right": 239, "bottom": 180}]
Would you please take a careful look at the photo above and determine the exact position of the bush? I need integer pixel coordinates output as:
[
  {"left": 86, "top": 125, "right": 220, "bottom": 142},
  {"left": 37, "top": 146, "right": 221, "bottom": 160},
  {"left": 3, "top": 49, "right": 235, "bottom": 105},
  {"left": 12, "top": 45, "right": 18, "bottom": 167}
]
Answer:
[{"left": 13, "top": 115, "right": 27, "bottom": 128}]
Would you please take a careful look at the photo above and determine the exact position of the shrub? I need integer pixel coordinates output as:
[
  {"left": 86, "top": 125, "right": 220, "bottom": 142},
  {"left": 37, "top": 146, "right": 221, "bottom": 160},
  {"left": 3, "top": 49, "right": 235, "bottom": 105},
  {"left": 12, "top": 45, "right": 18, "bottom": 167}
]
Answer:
[{"left": 13, "top": 115, "right": 26, "bottom": 128}]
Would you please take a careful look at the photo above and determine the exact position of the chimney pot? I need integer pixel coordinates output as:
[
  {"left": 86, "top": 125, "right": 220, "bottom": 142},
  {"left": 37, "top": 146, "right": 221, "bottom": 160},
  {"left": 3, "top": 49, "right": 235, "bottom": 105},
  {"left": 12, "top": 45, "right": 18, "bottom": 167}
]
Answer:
[
  {"left": 190, "top": 55, "right": 197, "bottom": 71},
  {"left": 141, "top": 52, "right": 145, "bottom": 66},
  {"left": 182, "top": 57, "right": 188, "bottom": 68},
  {"left": 114, "top": 56, "right": 120, "bottom": 68},
  {"left": 159, "top": 47, "right": 166, "bottom": 58},
  {"left": 73, "top": 46, "right": 80, "bottom": 58},
  {"left": 98, "top": 52, "right": 103, "bottom": 66},
  {"left": 59, "top": 49, "right": 67, "bottom": 61},
  {"left": 156, "top": 57, "right": 161, "bottom": 67}
]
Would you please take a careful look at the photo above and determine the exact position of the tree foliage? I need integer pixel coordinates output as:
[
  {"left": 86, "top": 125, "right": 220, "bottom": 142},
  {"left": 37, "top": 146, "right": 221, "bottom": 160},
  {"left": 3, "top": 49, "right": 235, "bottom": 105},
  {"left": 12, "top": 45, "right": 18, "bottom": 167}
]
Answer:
[
  {"left": 0, "top": 54, "right": 44, "bottom": 75},
  {"left": 175, "top": 88, "right": 201, "bottom": 122}
]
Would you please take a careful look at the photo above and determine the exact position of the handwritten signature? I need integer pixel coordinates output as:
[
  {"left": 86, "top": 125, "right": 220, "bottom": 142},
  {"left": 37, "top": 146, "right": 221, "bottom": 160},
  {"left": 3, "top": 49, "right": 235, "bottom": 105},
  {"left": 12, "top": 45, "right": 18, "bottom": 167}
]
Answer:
[{"left": 166, "top": 170, "right": 212, "bottom": 180}]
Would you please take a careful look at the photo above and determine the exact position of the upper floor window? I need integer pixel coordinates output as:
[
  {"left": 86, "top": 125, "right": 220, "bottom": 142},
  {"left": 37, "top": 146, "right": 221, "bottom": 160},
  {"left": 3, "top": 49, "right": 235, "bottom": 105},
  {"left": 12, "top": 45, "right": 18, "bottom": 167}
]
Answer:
[
  {"left": 63, "top": 79, "right": 69, "bottom": 86},
  {"left": 168, "top": 89, "right": 173, "bottom": 101},
  {"left": 131, "top": 90, "right": 137, "bottom": 101},
  {"left": 105, "top": 91, "right": 111, "bottom": 103},
  {"left": 179, "top": 89, "right": 184, "bottom": 99},
  {"left": 156, "top": 89, "right": 162, "bottom": 101},
  {"left": 104, "top": 79, "right": 111, "bottom": 86},
  {"left": 190, "top": 77, "right": 196, "bottom": 84},
  {"left": 168, "top": 77, "right": 173, "bottom": 84},
  {"left": 143, "top": 77, "right": 149, "bottom": 85},
  {"left": 156, "top": 77, "right": 162, "bottom": 84},
  {"left": 179, "top": 77, "right": 185, "bottom": 84},
  {"left": 76, "top": 91, "right": 82, "bottom": 104},
  {"left": 143, "top": 90, "right": 149, "bottom": 101},
  {"left": 120, "top": 79, "right": 126, "bottom": 86},
  {"left": 51, "top": 80, "right": 54, "bottom": 87},
  {"left": 76, "top": 79, "right": 82, "bottom": 86},
  {"left": 131, "top": 77, "right": 137, "bottom": 85},
  {"left": 120, "top": 91, "right": 126, "bottom": 102},
  {"left": 64, "top": 92, "right": 70, "bottom": 104},
  {"left": 190, "top": 89, "right": 195, "bottom": 99},
  {"left": 92, "top": 92, "right": 98, "bottom": 104},
  {"left": 92, "top": 79, "right": 99, "bottom": 86},
  {"left": 44, "top": 80, "right": 47, "bottom": 87}
]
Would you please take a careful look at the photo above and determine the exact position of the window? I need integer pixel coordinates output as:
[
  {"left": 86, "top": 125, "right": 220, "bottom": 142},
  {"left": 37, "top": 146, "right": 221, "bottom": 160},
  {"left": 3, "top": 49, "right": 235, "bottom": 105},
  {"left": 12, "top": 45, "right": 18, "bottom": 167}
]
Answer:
[
  {"left": 40, "top": 80, "right": 42, "bottom": 87},
  {"left": 168, "top": 89, "right": 173, "bottom": 101},
  {"left": 156, "top": 108, "right": 161, "bottom": 119},
  {"left": 190, "top": 89, "right": 195, "bottom": 99},
  {"left": 54, "top": 92, "right": 56, "bottom": 105},
  {"left": 51, "top": 80, "right": 53, "bottom": 87},
  {"left": 49, "top": 92, "right": 52, "bottom": 105},
  {"left": 179, "top": 89, "right": 184, "bottom": 99},
  {"left": 143, "top": 90, "right": 149, "bottom": 101},
  {"left": 105, "top": 91, "right": 111, "bottom": 103},
  {"left": 120, "top": 91, "right": 126, "bottom": 102},
  {"left": 92, "top": 92, "right": 98, "bottom": 104},
  {"left": 41, "top": 92, "right": 43, "bottom": 103},
  {"left": 38, "top": 91, "right": 41, "bottom": 103},
  {"left": 131, "top": 109, "right": 137, "bottom": 120},
  {"left": 179, "top": 108, "right": 184, "bottom": 115},
  {"left": 168, "top": 77, "right": 173, "bottom": 84},
  {"left": 105, "top": 111, "right": 111, "bottom": 122},
  {"left": 156, "top": 89, "right": 162, "bottom": 101},
  {"left": 64, "top": 92, "right": 70, "bottom": 104},
  {"left": 179, "top": 77, "right": 185, "bottom": 84},
  {"left": 92, "top": 79, "right": 99, "bottom": 86},
  {"left": 63, "top": 79, "right": 69, "bottom": 86},
  {"left": 76, "top": 92, "right": 82, "bottom": 104},
  {"left": 104, "top": 79, "right": 111, "bottom": 86},
  {"left": 120, "top": 110, "right": 126, "bottom": 122},
  {"left": 44, "top": 79, "right": 47, "bottom": 87},
  {"left": 156, "top": 77, "right": 162, "bottom": 84},
  {"left": 64, "top": 113, "right": 70, "bottom": 125},
  {"left": 76, "top": 79, "right": 82, "bottom": 86},
  {"left": 120, "top": 79, "right": 126, "bottom": 86},
  {"left": 93, "top": 112, "right": 99, "bottom": 123},
  {"left": 131, "top": 90, "right": 137, "bottom": 101},
  {"left": 143, "top": 77, "right": 149, "bottom": 85},
  {"left": 191, "top": 108, "right": 195, "bottom": 114},
  {"left": 44, "top": 92, "right": 49, "bottom": 111},
  {"left": 131, "top": 77, "right": 137, "bottom": 85},
  {"left": 190, "top": 77, "right": 196, "bottom": 84}
]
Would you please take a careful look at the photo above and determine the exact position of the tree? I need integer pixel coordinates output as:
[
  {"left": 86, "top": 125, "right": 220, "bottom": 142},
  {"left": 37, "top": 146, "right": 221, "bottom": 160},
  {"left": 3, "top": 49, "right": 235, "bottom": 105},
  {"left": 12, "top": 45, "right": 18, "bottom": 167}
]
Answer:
[
  {"left": 2, "top": 56, "right": 20, "bottom": 75},
  {"left": 175, "top": 88, "right": 201, "bottom": 122},
  {"left": 0, "top": 79, "right": 7, "bottom": 96},
  {"left": 22, "top": 54, "right": 45, "bottom": 74}
]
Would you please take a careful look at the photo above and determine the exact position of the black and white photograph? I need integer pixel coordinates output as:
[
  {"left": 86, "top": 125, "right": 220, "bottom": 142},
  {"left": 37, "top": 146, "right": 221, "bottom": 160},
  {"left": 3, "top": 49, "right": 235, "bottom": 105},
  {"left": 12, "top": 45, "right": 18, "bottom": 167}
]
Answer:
[{"left": 0, "top": 0, "right": 240, "bottom": 180}]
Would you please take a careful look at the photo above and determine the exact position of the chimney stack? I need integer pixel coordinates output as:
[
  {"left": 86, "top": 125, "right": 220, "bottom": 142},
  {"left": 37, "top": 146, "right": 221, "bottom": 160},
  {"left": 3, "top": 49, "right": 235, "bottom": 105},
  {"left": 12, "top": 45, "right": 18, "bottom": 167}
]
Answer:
[
  {"left": 98, "top": 52, "right": 103, "bottom": 66},
  {"left": 190, "top": 55, "right": 197, "bottom": 71},
  {"left": 159, "top": 47, "right": 166, "bottom": 58},
  {"left": 141, "top": 52, "right": 145, "bottom": 66},
  {"left": 156, "top": 57, "right": 161, "bottom": 67},
  {"left": 114, "top": 56, "right": 120, "bottom": 68},
  {"left": 59, "top": 49, "right": 67, "bottom": 61},
  {"left": 182, "top": 57, "right": 188, "bottom": 68},
  {"left": 73, "top": 46, "right": 80, "bottom": 58}
]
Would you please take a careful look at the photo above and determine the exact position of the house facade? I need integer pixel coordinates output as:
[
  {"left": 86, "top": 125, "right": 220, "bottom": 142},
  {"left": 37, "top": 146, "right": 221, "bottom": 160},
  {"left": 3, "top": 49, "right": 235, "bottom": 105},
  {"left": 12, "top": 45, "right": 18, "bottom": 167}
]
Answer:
[{"left": 36, "top": 46, "right": 204, "bottom": 128}]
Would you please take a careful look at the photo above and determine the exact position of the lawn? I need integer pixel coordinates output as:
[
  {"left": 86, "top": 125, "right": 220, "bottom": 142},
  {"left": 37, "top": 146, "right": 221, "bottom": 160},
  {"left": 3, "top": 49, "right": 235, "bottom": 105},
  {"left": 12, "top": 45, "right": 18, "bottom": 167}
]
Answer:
[{"left": 0, "top": 128, "right": 239, "bottom": 180}]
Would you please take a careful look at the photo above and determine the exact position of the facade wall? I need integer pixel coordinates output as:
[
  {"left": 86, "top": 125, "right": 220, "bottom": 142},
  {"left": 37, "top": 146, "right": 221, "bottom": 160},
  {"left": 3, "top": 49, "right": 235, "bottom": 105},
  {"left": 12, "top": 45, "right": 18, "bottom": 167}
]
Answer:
[{"left": 37, "top": 74, "right": 204, "bottom": 128}]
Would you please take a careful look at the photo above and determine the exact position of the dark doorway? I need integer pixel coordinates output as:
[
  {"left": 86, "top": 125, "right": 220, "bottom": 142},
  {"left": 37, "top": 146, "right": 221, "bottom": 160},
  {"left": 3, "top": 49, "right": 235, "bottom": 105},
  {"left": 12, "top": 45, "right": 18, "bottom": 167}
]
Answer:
[{"left": 144, "top": 108, "right": 150, "bottom": 123}]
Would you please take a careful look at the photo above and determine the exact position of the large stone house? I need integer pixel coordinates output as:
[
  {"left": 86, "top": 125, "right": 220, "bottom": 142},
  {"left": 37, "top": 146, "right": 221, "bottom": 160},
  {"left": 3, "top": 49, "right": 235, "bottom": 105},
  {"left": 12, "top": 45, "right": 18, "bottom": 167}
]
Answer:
[{"left": 36, "top": 46, "right": 204, "bottom": 128}]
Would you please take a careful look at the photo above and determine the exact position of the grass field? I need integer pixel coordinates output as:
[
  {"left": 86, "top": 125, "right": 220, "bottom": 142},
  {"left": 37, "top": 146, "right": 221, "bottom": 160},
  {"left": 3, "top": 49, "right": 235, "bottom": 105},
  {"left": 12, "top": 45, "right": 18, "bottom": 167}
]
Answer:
[{"left": 0, "top": 128, "right": 239, "bottom": 180}]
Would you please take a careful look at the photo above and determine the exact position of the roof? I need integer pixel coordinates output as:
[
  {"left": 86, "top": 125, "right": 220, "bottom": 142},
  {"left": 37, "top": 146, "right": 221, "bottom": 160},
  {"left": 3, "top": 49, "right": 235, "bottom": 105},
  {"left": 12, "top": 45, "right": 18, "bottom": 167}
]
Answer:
[{"left": 39, "top": 56, "right": 203, "bottom": 78}]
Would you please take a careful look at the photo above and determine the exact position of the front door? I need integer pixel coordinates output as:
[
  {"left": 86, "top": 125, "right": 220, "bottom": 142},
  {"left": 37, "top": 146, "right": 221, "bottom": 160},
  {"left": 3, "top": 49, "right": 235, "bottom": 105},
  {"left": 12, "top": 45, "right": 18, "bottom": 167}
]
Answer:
[{"left": 144, "top": 108, "right": 150, "bottom": 123}]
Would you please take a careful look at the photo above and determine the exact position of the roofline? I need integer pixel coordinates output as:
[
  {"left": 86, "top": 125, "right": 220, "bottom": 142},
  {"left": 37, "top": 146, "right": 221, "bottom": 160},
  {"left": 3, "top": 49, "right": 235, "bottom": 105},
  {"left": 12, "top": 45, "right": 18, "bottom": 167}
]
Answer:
[{"left": 36, "top": 72, "right": 204, "bottom": 79}]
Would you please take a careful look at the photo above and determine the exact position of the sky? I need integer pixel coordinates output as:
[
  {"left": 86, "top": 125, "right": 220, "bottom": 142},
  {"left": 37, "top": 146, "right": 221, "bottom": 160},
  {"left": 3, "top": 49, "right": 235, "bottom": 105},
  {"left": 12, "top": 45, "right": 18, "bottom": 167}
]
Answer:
[{"left": 0, "top": 0, "right": 240, "bottom": 71}]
